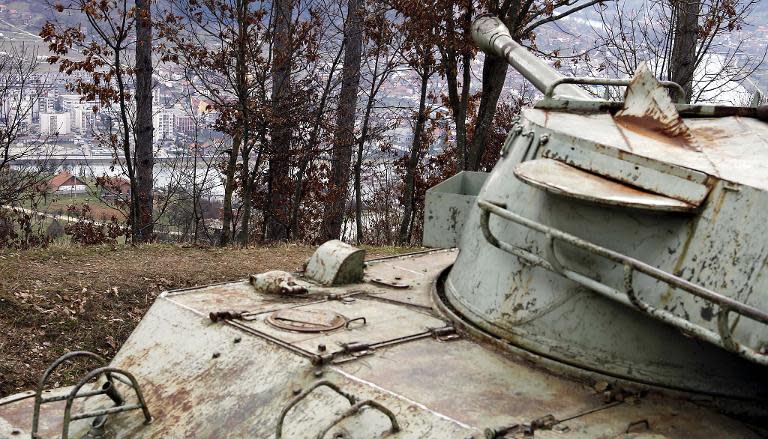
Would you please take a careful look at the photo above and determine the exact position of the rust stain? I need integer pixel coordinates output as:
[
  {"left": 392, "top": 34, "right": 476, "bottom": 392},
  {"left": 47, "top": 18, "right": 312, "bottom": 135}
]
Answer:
[
  {"left": 614, "top": 116, "right": 700, "bottom": 150},
  {"left": 692, "top": 126, "right": 728, "bottom": 143}
]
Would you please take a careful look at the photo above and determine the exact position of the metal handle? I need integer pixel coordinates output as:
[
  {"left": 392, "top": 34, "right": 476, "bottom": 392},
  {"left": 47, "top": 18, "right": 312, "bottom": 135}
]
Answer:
[
  {"left": 345, "top": 317, "right": 367, "bottom": 329},
  {"left": 478, "top": 199, "right": 768, "bottom": 365},
  {"left": 316, "top": 399, "right": 400, "bottom": 439}
]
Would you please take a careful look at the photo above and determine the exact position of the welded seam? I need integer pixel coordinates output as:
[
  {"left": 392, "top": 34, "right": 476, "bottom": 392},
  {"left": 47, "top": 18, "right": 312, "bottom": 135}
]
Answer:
[{"left": 330, "top": 366, "right": 478, "bottom": 432}]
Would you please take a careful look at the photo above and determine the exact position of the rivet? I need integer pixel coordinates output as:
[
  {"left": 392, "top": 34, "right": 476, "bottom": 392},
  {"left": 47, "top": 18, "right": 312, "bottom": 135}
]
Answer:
[
  {"left": 317, "top": 344, "right": 327, "bottom": 352},
  {"left": 314, "top": 369, "right": 323, "bottom": 378}
]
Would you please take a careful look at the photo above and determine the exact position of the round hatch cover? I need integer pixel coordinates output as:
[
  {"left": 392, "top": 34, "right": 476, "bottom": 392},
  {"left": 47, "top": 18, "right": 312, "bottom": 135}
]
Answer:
[{"left": 266, "top": 308, "right": 347, "bottom": 332}]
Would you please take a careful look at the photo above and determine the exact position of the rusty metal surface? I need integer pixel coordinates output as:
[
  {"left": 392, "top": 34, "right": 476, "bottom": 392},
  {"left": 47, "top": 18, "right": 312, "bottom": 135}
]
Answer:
[
  {"left": 615, "top": 63, "right": 696, "bottom": 145},
  {"left": 527, "top": 108, "right": 768, "bottom": 194},
  {"left": 477, "top": 199, "right": 768, "bottom": 366},
  {"left": 536, "top": 120, "right": 712, "bottom": 206},
  {"left": 363, "top": 249, "right": 457, "bottom": 309},
  {"left": 548, "top": 395, "right": 761, "bottom": 439},
  {"left": 514, "top": 159, "right": 696, "bottom": 212},
  {"left": 0, "top": 387, "right": 85, "bottom": 438},
  {"left": 237, "top": 296, "right": 447, "bottom": 357},
  {"left": 339, "top": 337, "right": 598, "bottom": 428}
]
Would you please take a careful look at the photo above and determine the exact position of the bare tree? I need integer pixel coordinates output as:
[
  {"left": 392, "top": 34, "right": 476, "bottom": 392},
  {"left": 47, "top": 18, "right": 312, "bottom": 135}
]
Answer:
[
  {"left": 397, "top": 29, "right": 438, "bottom": 244},
  {"left": 42, "top": 0, "right": 154, "bottom": 243},
  {"left": 352, "top": 8, "right": 404, "bottom": 243},
  {"left": 161, "top": 0, "right": 270, "bottom": 246},
  {"left": 319, "top": 0, "right": 364, "bottom": 242},
  {"left": 593, "top": 0, "right": 765, "bottom": 104},
  {"left": 265, "top": 0, "right": 294, "bottom": 242}
]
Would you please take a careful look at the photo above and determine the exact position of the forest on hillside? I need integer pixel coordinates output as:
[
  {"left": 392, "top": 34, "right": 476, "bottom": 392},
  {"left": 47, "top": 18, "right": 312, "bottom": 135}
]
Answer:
[{"left": 0, "top": 0, "right": 764, "bottom": 248}]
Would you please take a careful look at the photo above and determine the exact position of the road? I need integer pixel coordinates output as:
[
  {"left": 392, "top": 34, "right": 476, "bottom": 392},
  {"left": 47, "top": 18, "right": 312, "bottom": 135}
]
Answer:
[{"left": 1, "top": 205, "right": 182, "bottom": 237}]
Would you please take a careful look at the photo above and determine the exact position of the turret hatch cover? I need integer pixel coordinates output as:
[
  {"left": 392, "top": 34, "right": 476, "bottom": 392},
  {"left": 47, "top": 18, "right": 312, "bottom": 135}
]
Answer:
[{"left": 515, "top": 158, "right": 697, "bottom": 213}]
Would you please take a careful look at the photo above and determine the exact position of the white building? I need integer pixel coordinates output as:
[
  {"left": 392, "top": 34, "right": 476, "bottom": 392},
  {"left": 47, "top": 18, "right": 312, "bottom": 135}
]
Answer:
[
  {"left": 70, "top": 103, "right": 95, "bottom": 136},
  {"left": 60, "top": 94, "right": 82, "bottom": 112},
  {"left": 40, "top": 112, "right": 71, "bottom": 135},
  {"left": 38, "top": 95, "right": 57, "bottom": 114},
  {"left": 153, "top": 109, "right": 175, "bottom": 141}
]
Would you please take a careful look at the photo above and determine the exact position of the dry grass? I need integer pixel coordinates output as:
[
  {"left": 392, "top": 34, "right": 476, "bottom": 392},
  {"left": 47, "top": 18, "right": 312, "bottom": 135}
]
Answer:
[{"left": 0, "top": 242, "right": 415, "bottom": 396}]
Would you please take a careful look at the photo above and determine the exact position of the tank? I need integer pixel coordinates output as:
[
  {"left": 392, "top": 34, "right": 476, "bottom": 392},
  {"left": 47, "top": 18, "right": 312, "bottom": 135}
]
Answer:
[{"left": 2, "top": 14, "right": 768, "bottom": 439}]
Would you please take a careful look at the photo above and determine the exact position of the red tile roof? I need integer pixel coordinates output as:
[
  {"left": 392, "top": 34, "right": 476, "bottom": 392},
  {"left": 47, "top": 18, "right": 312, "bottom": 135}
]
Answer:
[{"left": 48, "top": 171, "right": 86, "bottom": 190}]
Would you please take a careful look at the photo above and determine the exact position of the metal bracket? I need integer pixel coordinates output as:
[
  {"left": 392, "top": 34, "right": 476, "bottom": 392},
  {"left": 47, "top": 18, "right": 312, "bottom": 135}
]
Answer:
[
  {"left": 430, "top": 326, "right": 460, "bottom": 342},
  {"left": 478, "top": 199, "right": 768, "bottom": 365},
  {"left": 276, "top": 380, "right": 398, "bottom": 439},
  {"left": 62, "top": 367, "right": 152, "bottom": 439}
]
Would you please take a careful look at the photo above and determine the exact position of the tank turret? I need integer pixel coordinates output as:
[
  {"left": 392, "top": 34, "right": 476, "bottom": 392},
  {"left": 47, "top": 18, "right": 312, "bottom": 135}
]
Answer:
[{"left": 444, "top": 14, "right": 768, "bottom": 398}]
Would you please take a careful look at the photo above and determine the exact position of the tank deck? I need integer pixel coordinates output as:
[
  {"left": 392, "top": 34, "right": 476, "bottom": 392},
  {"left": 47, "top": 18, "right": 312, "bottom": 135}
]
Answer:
[{"left": 0, "top": 250, "right": 761, "bottom": 438}]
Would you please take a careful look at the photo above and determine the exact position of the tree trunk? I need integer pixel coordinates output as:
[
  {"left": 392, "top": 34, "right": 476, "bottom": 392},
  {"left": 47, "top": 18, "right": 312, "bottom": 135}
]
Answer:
[
  {"left": 668, "top": 0, "right": 700, "bottom": 103},
  {"left": 236, "top": 0, "right": 253, "bottom": 246},
  {"left": 458, "top": 50, "right": 471, "bottom": 169},
  {"left": 319, "top": 0, "right": 364, "bottom": 242},
  {"left": 467, "top": 56, "right": 508, "bottom": 170},
  {"left": 265, "top": 0, "right": 293, "bottom": 242},
  {"left": 239, "top": 151, "right": 252, "bottom": 246},
  {"left": 354, "top": 94, "right": 375, "bottom": 244},
  {"left": 134, "top": 0, "right": 154, "bottom": 242},
  {"left": 219, "top": 136, "right": 240, "bottom": 246},
  {"left": 397, "top": 71, "right": 429, "bottom": 244}
]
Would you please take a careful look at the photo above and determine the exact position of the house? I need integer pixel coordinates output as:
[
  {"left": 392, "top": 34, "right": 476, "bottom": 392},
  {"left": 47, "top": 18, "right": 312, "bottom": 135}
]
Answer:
[
  {"left": 98, "top": 176, "right": 131, "bottom": 200},
  {"left": 48, "top": 171, "right": 88, "bottom": 195}
]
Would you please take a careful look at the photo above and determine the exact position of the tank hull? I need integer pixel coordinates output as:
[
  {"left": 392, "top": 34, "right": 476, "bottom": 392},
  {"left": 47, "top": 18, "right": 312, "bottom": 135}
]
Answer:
[
  {"left": 1, "top": 250, "right": 763, "bottom": 438},
  {"left": 444, "top": 108, "right": 768, "bottom": 398}
]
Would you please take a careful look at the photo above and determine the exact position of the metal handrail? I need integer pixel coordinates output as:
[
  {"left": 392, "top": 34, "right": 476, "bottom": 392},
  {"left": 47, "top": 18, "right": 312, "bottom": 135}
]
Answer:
[
  {"left": 478, "top": 199, "right": 768, "bottom": 366},
  {"left": 276, "top": 380, "right": 400, "bottom": 438},
  {"left": 62, "top": 366, "right": 153, "bottom": 439},
  {"left": 543, "top": 77, "right": 687, "bottom": 103},
  {"left": 32, "top": 351, "right": 108, "bottom": 438},
  {"left": 275, "top": 380, "right": 356, "bottom": 439}
]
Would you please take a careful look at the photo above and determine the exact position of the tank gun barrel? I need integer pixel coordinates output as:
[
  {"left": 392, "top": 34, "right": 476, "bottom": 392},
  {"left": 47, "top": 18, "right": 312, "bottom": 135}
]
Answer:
[{"left": 471, "top": 14, "right": 593, "bottom": 101}]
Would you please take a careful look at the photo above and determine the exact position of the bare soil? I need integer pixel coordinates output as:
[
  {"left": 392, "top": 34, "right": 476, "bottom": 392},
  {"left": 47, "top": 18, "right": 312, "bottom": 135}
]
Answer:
[{"left": 0, "top": 243, "right": 412, "bottom": 397}]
